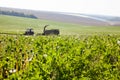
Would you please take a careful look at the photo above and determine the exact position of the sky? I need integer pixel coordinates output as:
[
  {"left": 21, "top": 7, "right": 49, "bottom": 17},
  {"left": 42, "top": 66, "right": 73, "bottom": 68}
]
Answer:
[{"left": 0, "top": 0, "right": 120, "bottom": 16}]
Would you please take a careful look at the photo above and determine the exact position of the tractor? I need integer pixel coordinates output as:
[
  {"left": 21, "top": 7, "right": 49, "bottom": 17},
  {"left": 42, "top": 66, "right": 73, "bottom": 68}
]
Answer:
[{"left": 24, "top": 28, "right": 34, "bottom": 35}]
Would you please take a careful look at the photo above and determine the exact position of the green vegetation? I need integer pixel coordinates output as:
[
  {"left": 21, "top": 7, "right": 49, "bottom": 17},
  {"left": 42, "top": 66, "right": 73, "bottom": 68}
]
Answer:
[
  {"left": 0, "top": 35, "right": 120, "bottom": 79},
  {"left": 0, "top": 15, "right": 120, "bottom": 79}
]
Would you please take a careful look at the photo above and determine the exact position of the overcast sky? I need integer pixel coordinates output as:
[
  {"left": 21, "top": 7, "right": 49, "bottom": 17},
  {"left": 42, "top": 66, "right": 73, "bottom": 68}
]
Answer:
[{"left": 0, "top": 0, "right": 120, "bottom": 16}]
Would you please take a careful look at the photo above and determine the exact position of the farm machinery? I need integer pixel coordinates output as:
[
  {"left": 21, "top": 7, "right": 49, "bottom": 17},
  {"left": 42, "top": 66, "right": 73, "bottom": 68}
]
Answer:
[
  {"left": 24, "top": 28, "right": 34, "bottom": 35},
  {"left": 0, "top": 25, "right": 60, "bottom": 36}
]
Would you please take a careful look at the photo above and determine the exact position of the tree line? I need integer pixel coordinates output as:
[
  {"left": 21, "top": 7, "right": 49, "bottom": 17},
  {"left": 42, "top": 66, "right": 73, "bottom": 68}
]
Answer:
[{"left": 0, "top": 10, "right": 37, "bottom": 19}]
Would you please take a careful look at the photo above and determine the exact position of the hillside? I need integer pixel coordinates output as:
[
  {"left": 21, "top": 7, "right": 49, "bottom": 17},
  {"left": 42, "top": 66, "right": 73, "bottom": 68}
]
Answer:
[
  {"left": 1, "top": 7, "right": 120, "bottom": 26},
  {"left": 0, "top": 15, "right": 120, "bottom": 35}
]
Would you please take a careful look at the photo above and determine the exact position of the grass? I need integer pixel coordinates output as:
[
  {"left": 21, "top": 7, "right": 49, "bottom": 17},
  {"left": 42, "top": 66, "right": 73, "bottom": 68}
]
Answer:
[{"left": 0, "top": 15, "right": 120, "bottom": 35}]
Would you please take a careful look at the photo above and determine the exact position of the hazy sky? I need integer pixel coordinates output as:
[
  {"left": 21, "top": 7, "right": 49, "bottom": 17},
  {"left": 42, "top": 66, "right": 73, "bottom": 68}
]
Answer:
[{"left": 0, "top": 0, "right": 120, "bottom": 16}]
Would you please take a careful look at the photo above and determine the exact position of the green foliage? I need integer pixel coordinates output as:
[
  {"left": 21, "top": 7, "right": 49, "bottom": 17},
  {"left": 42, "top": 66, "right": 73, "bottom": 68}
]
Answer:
[{"left": 0, "top": 34, "right": 120, "bottom": 79}]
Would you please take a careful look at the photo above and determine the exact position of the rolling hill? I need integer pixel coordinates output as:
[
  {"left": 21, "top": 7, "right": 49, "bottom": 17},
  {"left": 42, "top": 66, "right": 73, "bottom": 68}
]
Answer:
[{"left": 1, "top": 7, "right": 120, "bottom": 26}]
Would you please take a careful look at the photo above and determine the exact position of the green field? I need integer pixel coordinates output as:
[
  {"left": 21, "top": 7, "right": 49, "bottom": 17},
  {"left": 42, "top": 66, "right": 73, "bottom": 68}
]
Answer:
[
  {"left": 0, "top": 15, "right": 120, "bottom": 79},
  {"left": 0, "top": 15, "right": 120, "bottom": 35},
  {"left": 0, "top": 35, "right": 120, "bottom": 79}
]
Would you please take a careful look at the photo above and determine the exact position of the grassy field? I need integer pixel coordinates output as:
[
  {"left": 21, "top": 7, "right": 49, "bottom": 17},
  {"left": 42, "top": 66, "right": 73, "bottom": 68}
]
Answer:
[
  {"left": 0, "top": 15, "right": 120, "bottom": 35},
  {"left": 0, "top": 15, "right": 120, "bottom": 79}
]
